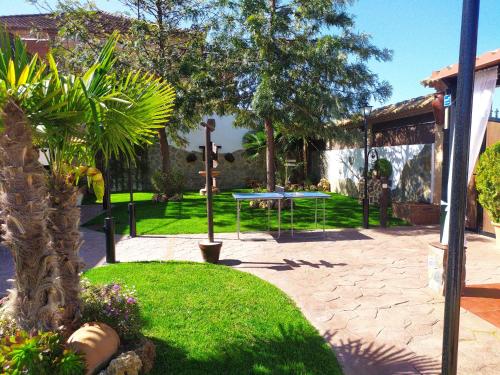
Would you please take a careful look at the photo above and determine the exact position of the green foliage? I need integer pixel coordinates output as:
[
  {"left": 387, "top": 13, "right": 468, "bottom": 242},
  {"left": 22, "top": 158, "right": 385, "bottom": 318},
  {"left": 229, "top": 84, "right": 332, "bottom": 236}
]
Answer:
[
  {"left": 151, "top": 168, "right": 185, "bottom": 197},
  {"left": 476, "top": 142, "right": 500, "bottom": 223},
  {"left": 80, "top": 279, "right": 143, "bottom": 341},
  {"left": 0, "top": 330, "right": 85, "bottom": 375},
  {"left": 374, "top": 158, "right": 393, "bottom": 178}
]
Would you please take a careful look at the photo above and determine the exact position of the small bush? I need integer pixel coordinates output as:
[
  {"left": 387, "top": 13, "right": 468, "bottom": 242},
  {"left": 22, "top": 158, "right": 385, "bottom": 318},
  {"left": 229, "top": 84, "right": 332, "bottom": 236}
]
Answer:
[
  {"left": 476, "top": 142, "right": 500, "bottom": 223},
  {"left": 186, "top": 152, "right": 197, "bottom": 163},
  {"left": 224, "top": 153, "right": 235, "bottom": 163},
  {"left": 373, "top": 158, "right": 392, "bottom": 177},
  {"left": 151, "top": 168, "right": 185, "bottom": 197},
  {"left": 374, "top": 158, "right": 393, "bottom": 178},
  {"left": 80, "top": 280, "right": 143, "bottom": 341},
  {"left": 0, "top": 330, "right": 85, "bottom": 375}
]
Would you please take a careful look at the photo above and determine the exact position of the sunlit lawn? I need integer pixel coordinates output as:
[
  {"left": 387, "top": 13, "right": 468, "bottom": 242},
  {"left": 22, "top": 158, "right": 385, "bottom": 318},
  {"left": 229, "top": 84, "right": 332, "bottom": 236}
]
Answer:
[
  {"left": 85, "top": 262, "right": 343, "bottom": 374},
  {"left": 83, "top": 190, "right": 406, "bottom": 235}
]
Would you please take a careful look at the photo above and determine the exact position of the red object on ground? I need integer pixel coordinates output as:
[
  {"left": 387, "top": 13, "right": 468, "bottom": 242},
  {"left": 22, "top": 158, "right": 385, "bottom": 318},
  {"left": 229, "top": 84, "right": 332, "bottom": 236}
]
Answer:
[{"left": 461, "top": 284, "right": 500, "bottom": 328}]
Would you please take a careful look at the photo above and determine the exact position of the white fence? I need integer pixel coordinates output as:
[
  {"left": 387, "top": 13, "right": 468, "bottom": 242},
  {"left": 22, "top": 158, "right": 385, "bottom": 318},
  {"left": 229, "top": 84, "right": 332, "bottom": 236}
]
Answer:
[{"left": 324, "top": 144, "right": 434, "bottom": 203}]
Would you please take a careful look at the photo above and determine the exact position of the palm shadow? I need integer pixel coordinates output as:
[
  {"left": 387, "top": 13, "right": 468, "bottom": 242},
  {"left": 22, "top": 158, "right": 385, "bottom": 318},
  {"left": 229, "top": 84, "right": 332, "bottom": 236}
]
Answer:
[{"left": 324, "top": 330, "right": 441, "bottom": 375}]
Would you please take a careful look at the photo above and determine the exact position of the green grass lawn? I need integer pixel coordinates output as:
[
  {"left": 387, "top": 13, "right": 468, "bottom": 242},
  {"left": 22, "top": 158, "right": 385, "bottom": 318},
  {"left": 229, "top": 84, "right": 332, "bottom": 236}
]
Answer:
[
  {"left": 83, "top": 190, "right": 406, "bottom": 235},
  {"left": 84, "top": 262, "right": 343, "bottom": 375}
]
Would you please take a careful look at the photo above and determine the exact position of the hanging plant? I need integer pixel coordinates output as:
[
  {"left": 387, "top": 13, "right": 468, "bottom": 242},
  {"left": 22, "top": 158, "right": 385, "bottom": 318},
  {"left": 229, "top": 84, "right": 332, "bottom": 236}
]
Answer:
[
  {"left": 186, "top": 152, "right": 197, "bottom": 163},
  {"left": 224, "top": 153, "right": 235, "bottom": 163}
]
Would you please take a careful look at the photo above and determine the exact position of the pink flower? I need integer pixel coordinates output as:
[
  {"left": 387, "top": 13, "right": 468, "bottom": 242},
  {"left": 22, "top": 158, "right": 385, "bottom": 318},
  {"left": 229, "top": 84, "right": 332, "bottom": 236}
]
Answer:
[{"left": 126, "top": 297, "right": 136, "bottom": 305}]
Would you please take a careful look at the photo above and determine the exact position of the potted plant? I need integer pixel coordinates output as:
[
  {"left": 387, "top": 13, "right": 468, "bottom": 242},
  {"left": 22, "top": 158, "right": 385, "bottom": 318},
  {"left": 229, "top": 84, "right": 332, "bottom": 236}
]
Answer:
[
  {"left": 475, "top": 141, "right": 500, "bottom": 248},
  {"left": 373, "top": 158, "right": 393, "bottom": 182}
]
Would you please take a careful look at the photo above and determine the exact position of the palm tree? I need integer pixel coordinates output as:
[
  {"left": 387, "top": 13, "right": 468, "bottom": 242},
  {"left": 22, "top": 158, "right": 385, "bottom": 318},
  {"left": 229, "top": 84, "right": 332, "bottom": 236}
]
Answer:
[
  {"left": 0, "top": 31, "right": 175, "bottom": 330},
  {"left": 0, "top": 32, "right": 63, "bottom": 330}
]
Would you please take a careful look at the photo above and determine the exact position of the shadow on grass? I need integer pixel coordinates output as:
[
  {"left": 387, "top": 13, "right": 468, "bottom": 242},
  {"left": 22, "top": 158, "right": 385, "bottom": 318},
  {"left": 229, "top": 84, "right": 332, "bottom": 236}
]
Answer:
[
  {"left": 148, "top": 324, "right": 343, "bottom": 375},
  {"left": 324, "top": 330, "right": 441, "bottom": 375},
  {"left": 220, "top": 258, "right": 347, "bottom": 271},
  {"left": 147, "top": 324, "right": 441, "bottom": 375}
]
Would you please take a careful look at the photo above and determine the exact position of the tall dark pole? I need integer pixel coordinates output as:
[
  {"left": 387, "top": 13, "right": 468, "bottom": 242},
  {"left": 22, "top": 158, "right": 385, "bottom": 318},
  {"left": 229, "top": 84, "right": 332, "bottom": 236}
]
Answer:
[
  {"left": 363, "top": 116, "right": 369, "bottom": 229},
  {"left": 205, "top": 122, "right": 214, "bottom": 243},
  {"left": 128, "top": 162, "right": 137, "bottom": 238},
  {"left": 103, "top": 158, "right": 116, "bottom": 263},
  {"left": 441, "top": 1, "right": 480, "bottom": 374}
]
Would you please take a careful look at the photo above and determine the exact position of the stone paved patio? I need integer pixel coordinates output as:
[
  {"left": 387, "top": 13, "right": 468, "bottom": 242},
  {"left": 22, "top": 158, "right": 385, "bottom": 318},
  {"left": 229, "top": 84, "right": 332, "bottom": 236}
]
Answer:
[{"left": 1, "top": 225, "right": 499, "bottom": 374}]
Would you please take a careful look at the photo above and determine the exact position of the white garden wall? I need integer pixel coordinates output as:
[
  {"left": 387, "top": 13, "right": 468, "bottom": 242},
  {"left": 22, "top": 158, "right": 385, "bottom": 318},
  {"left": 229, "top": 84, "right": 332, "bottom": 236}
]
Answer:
[
  {"left": 181, "top": 115, "right": 250, "bottom": 153},
  {"left": 324, "top": 144, "right": 434, "bottom": 203}
]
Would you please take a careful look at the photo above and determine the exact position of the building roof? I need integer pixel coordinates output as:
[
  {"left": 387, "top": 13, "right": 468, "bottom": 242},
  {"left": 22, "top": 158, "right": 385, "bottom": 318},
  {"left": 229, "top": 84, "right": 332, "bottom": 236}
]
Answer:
[
  {"left": 422, "top": 48, "right": 500, "bottom": 89},
  {"left": 336, "top": 94, "right": 435, "bottom": 128},
  {"left": 0, "top": 12, "right": 132, "bottom": 35},
  {"left": 0, "top": 13, "right": 57, "bottom": 31},
  {"left": 368, "top": 94, "right": 434, "bottom": 124}
]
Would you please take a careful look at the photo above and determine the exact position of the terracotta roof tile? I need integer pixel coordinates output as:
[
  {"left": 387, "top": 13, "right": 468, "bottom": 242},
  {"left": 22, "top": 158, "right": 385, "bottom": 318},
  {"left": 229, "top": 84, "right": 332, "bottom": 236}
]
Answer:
[
  {"left": 422, "top": 48, "right": 500, "bottom": 88},
  {"left": 0, "top": 11, "right": 132, "bottom": 35}
]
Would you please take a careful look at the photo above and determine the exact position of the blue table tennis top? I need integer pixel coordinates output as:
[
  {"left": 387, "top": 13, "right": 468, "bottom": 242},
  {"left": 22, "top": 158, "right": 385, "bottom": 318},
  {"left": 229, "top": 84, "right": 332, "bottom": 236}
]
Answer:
[
  {"left": 232, "top": 191, "right": 330, "bottom": 200},
  {"left": 283, "top": 191, "right": 330, "bottom": 199},
  {"left": 232, "top": 192, "right": 283, "bottom": 200}
]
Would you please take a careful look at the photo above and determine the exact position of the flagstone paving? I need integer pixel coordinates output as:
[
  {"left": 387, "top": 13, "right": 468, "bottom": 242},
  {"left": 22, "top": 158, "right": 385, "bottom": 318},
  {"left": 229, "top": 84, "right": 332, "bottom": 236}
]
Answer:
[
  {"left": 1, "top": 225, "right": 499, "bottom": 374},
  {"left": 112, "top": 226, "right": 500, "bottom": 375}
]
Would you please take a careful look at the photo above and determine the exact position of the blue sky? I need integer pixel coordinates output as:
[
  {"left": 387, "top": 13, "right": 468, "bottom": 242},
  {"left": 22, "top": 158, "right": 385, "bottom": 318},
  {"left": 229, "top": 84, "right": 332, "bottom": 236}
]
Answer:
[{"left": 2, "top": 0, "right": 499, "bottom": 110}]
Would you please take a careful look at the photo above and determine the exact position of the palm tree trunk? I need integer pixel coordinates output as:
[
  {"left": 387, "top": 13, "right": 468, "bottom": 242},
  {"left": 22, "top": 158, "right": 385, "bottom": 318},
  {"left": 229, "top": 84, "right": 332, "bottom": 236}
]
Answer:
[
  {"left": 264, "top": 118, "right": 276, "bottom": 191},
  {"left": 48, "top": 174, "right": 83, "bottom": 330},
  {"left": 158, "top": 127, "right": 171, "bottom": 174},
  {"left": 0, "top": 100, "right": 61, "bottom": 331},
  {"left": 303, "top": 138, "right": 308, "bottom": 181}
]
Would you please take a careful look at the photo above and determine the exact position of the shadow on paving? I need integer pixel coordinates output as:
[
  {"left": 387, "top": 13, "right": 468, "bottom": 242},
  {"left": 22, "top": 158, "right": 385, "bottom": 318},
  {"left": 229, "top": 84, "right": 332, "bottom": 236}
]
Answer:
[
  {"left": 148, "top": 324, "right": 343, "bottom": 375},
  {"left": 273, "top": 229, "right": 373, "bottom": 243},
  {"left": 324, "top": 331, "right": 441, "bottom": 375},
  {"left": 220, "top": 258, "right": 347, "bottom": 271}
]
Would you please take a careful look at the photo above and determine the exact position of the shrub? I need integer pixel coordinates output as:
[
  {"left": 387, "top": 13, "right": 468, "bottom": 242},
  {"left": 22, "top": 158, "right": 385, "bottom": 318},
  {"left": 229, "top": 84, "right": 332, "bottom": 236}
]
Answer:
[
  {"left": 80, "top": 280, "right": 143, "bottom": 341},
  {"left": 317, "top": 178, "right": 330, "bottom": 192},
  {"left": 151, "top": 168, "right": 185, "bottom": 197},
  {"left": 374, "top": 158, "right": 393, "bottom": 178},
  {"left": 186, "top": 152, "right": 197, "bottom": 163},
  {"left": 224, "top": 153, "right": 235, "bottom": 163},
  {"left": 476, "top": 142, "right": 500, "bottom": 223},
  {"left": 0, "top": 330, "right": 85, "bottom": 375}
]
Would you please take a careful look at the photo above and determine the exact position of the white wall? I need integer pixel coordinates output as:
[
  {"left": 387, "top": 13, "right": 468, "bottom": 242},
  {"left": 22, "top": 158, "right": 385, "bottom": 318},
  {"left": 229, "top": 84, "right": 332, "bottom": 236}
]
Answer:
[
  {"left": 180, "top": 115, "right": 250, "bottom": 153},
  {"left": 324, "top": 144, "right": 432, "bottom": 201}
]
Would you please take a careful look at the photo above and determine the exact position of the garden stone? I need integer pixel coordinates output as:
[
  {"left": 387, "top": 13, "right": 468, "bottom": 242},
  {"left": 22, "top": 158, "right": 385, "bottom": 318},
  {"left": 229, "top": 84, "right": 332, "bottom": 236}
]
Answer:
[{"left": 98, "top": 351, "right": 142, "bottom": 375}]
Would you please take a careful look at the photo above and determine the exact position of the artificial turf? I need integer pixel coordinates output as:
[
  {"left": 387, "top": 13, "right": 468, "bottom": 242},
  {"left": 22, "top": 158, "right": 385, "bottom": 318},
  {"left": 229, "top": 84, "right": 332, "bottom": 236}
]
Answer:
[
  {"left": 83, "top": 190, "right": 406, "bottom": 235},
  {"left": 84, "top": 262, "right": 343, "bottom": 375}
]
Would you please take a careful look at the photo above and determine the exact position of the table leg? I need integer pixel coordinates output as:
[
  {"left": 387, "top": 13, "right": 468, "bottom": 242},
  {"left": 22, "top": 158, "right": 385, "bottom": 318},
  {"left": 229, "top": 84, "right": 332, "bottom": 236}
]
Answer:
[
  {"left": 278, "top": 199, "right": 281, "bottom": 239},
  {"left": 237, "top": 200, "right": 240, "bottom": 240},
  {"left": 323, "top": 198, "right": 326, "bottom": 236},
  {"left": 315, "top": 198, "right": 318, "bottom": 228},
  {"left": 291, "top": 199, "right": 294, "bottom": 237},
  {"left": 267, "top": 200, "right": 270, "bottom": 231}
]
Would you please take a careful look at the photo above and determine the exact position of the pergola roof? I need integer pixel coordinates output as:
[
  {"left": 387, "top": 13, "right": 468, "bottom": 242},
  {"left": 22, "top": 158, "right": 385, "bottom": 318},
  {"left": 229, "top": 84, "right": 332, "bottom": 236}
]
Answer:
[{"left": 422, "top": 48, "right": 500, "bottom": 89}]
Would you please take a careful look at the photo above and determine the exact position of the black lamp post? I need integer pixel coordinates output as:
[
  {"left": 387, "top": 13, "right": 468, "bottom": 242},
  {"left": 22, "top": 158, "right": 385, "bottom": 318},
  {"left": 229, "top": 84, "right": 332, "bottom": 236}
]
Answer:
[
  {"left": 103, "top": 157, "right": 116, "bottom": 263},
  {"left": 128, "top": 161, "right": 137, "bottom": 238},
  {"left": 441, "top": 1, "right": 480, "bottom": 374},
  {"left": 362, "top": 103, "right": 373, "bottom": 229}
]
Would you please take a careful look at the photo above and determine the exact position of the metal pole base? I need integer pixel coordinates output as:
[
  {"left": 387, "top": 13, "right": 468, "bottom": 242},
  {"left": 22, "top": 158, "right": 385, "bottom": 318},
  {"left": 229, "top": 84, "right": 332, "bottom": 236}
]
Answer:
[
  {"left": 104, "top": 216, "right": 116, "bottom": 263},
  {"left": 363, "top": 198, "right": 369, "bottom": 229},
  {"left": 128, "top": 202, "right": 137, "bottom": 238}
]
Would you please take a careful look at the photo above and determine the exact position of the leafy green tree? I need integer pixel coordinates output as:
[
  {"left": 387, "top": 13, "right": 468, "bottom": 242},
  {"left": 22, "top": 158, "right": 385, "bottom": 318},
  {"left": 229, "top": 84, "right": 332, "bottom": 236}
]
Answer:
[
  {"left": 49, "top": 0, "right": 220, "bottom": 173},
  {"left": 210, "top": 0, "right": 392, "bottom": 190}
]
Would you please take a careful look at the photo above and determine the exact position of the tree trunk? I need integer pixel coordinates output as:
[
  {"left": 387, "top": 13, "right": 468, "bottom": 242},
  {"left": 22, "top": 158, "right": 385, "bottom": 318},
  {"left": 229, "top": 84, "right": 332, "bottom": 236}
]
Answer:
[
  {"left": 303, "top": 138, "right": 308, "bottom": 181},
  {"left": 158, "top": 127, "right": 171, "bottom": 173},
  {"left": 264, "top": 118, "right": 276, "bottom": 191},
  {"left": 0, "top": 100, "right": 61, "bottom": 331},
  {"left": 48, "top": 174, "right": 84, "bottom": 330}
]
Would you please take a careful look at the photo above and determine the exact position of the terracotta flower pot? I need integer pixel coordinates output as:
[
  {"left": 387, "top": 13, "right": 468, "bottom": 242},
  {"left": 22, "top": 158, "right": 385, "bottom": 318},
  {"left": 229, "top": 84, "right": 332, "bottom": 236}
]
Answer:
[{"left": 198, "top": 240, "right": 222, "bottom": 263}]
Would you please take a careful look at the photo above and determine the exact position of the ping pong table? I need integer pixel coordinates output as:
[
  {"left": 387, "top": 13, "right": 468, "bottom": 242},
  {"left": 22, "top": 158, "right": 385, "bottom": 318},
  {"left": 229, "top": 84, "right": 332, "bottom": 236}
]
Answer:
[{"left": 232, "top": 191, "right": 330, "bottom": 239}]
